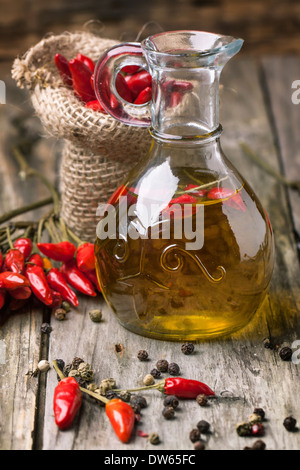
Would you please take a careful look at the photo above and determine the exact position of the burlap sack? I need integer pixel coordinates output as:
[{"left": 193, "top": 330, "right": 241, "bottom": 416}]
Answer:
[{"left": 12, "top": 31, "right": 151, "bottom": 241}]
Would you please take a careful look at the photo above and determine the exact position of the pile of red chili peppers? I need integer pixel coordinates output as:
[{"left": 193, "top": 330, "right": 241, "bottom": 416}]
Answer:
[{"left": 0, "top": 237, "right": 100, "bottom": 313}]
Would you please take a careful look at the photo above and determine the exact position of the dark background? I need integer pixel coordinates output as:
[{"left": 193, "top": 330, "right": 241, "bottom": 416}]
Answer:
[{"left": 1, "top": 0, "right": 300, "bottom": 61}]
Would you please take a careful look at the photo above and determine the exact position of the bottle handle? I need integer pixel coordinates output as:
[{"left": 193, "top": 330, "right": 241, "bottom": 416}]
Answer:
[{"left": 94, "top": 42, "right": 152, "bottom": 127}]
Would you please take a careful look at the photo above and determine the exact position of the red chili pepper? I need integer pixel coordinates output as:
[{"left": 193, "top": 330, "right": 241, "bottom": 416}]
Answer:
[
  {"left": 83, "top": 269, "right": 101, "bottom": 293},
  {"left": 163, "top": 194, "right": 198, "bottom": 219},
  {"left": 69, "top": 58, "right": 95, "bottom": 103},
  {"left": 4, "top": 249, "right": 25, "bottom": 274},
  {"left": 161, "top": 377, "right": 215, "bottom": 398},
  {"left": 13, "top": 238, "right": 33, "bottom": 259},
  {"left": 0, "top": 251, "right": 3, "bottom": 270},
  {"left": 50, "top": 289, "right": 63, "bottom": 308},
  {"left": 9, "top": 286, "right": 32, "bottom": 300},
  {"left": 115, "top": 73, "right": 133, "bottom": 103},
  {"left": 60, "top": 260, "right": 97, "bottom": 297},
  {"left": 124, "top": 70, "right": 152, "bottom": 100},
  {"left": 37, "top": 241, "right": 76, "bottom": 262},
  {"left": 105, "top": 399, "right": 135, "bottom": 443},
  {"left": 53, "top": 376, "right": 82, "bottom": 430},
  {"left": 76, "top": 53, "right": 95, "bottom": 72},
  {"left": 46, "top": 267, "right": 79, "bottom": 307},
  {"left": 122, "top": 65, "right": 141, "bottom": 74},
  {"left": 27, "top": 253, "right": 44, "bottom": 268},
  {"left": 0, "top": 272, "right": 30, "bottom": 290},
  {"left": 76, "top": 243, "right": 95, "bottom": 272},
  {"left": 85, "top": 99, "right": 107, "bottom": 113},
  {"left": 207, "top": 187, "right": 246, "bottom": 212},
  {"left": 134, "top": 86, "right": 152, "bottom": 104},
  {"left": 169, "top": 194, "right": 198, "bottom": 205},
  {"left": 54, "top": 54, "right": 73, "bottom": 87},
  {"left": 25, "top": 265, "right": 53, "bottom": 306}
]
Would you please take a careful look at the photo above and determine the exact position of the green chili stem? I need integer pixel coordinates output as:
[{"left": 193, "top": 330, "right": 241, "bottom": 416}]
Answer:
[
  {"left": 114, "top": 380, "right": 165, "bottom": 394},
  {"left": 11, "top": 146, "right": 61, "bottom": 216},
  {"left": 0, "top": 197, "right": 53, "bottom": 225},
  {"left": 6, "top": 226, "right": 14, "bottom": 250},
  {"left": 51, "top": 360, "right": 109, "bottom": 405}
]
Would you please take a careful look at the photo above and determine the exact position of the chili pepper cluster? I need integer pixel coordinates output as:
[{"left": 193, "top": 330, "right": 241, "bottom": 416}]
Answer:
[
  {"left": 0, "top": 237, "right": 100, "bottom": 314},
  {"left": 54, "top": 52, "right": 153, "bottom": 112}
]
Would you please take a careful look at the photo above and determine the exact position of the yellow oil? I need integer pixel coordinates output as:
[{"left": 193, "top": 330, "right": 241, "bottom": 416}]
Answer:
[{"left": 95, "top": 168, "right": 274, "bottom": 341}]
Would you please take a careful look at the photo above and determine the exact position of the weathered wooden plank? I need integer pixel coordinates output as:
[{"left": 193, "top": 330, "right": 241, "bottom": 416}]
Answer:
[
  {"left": 41, "top": 57, "right": 300, "bottom": 450},
  {"left": 0, "top": 63, "right": 58, "bottom": 450},
  {"left": 260, "top": 57, "right": 300, "bottom": 241}
]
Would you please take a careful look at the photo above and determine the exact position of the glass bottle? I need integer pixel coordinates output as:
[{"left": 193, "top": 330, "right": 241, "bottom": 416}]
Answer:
[{"left": 93, "top": 31, "right": 274, "bottom": 341}]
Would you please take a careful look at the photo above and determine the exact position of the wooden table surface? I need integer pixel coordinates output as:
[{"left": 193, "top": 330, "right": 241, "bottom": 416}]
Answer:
[{"left": 0, "top": 55, "right": 300, "bottom": 451}]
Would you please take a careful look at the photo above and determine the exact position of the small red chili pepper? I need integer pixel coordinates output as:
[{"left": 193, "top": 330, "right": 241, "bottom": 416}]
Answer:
[
  {"left": 60, "top": 260, "right": 97, "bottom": 297},
  {"left": 46, "top": 267, "right": 79, "bottom": 307},
  {"left": 83, "top": 269, "right": 101, "bottom": 293},
  {"left": 0, "top": 271, "right": 30, "bottom": 290},
  {"left": 69, "top": 58, "right": 95, "bottom": 103},
  {"left": 25, "top": 265, "right": 53, "bottom": 306},
  {"left": 9, "top": 286, "right": 32, "bottom": 300},
  {"left": 134, "top": 86, "right": 152, "bottom": 104},
  {"left": 122, "top": 65, "right": 141, "bottom": 74},
  {"left": 169, "top": 194, "right": 198, "bottom": 205},
  {"left": 76, "top": 53, "right": 95, "bottom": 72},
  {"left": 13, "top": 238, "right": 33, "bottom": 259},
  {"left": 53, "top": 376, "right": 82, "bottom": 430},
  {"left": 207, "top": 187, "right": 246, "bottom": 212},
  {"left": 124, "top": 70, "right": 152, "bottom": 100},
  {"left": 54, "top": 54, "right": 73, "bottom": 87},
  {"left": 4, "top": 249, "right": 25, "bottom": 274},
  {"left": 76, "top": 243, "right": 95, "bottom": 272},
  {"left": 85, "top": 99, "right": 107, "bottom": 113},
  {"left": 37, "top": 241, "right": 76, "bottom": 262},
  {"left": 50, "top": 289, "right": 63, "bottom": 308},
  {"left": 163, "top": 194, "right": 198, "bottom": 219},
  {"left": 0, "top": 251, "right": 3, "bottom": 271},
  {"left": 27, "top": 253, "right": 44, "bottom": 268},
  {"left": 115, "top": 73, "right": 133, "bottom": 103},
  {"left": 117, "top": 377, "right": 215, "bottom": 399},
  {"left": 105, "top": 398, "right": 135, "bottom": 443}
]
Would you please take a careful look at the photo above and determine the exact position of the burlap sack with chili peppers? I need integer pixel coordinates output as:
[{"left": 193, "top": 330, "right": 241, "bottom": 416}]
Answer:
[{"left": 11, "top": 31, "right": 151, "bottom": 241}]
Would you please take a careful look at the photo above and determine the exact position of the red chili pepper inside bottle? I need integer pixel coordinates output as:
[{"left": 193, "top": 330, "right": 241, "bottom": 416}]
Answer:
[{"left": 53, "top": 377, "right": 82, "bottom": 430}]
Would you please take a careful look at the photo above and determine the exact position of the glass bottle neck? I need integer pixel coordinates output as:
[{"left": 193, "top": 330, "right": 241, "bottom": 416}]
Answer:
[{"left": 149, "top": 66, "right": 221, "bottom": 140}]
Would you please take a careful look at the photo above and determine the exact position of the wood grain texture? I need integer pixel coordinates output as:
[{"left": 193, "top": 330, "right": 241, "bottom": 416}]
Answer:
[{"left": 0, "top": 57, "right": 300, "bottom": 450}]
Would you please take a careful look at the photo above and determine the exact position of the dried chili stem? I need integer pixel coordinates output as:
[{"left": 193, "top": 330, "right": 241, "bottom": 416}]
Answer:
[
  {"left": 176, "top": 176, "right": 229, "bottom": 195},
  {"left": 6, "top": 226, "right": 14, "bottom": 250},
  {"left": 0, "top": 197, "right": 52, "bottom": 225},
  {"left": 66, "top": 226, "right": 83, "bottom": 245}
]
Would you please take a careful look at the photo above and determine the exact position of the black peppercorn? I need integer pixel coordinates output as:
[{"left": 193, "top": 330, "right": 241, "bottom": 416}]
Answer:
[
  {"left": 197, "top": 419, "right": 210, "bottom": 434},
  {"left": 71, "top": 357, "right": 85, "bottom": 369},
  {"left": 150, "top": 368, "right": 161, "bottom": 379},
  {"left": 41, "top": 323, "right": 52, "bottom": 334},
  {"left": 162, "top": 406, "right": 175, "bottom": 419},
  {"left": 156, "top": 359, "right": 169, "bottom": 372},
  {"left": 73, "top": 376, "right": 87, "bottom": 388},
  {"left": 253, "top": 407, "right": 265, "bottom": 420},
  {"left": 168, "top": 362, "right": 180, "bottom": 376},
  {"left": 194, "top": 440, "right": 205, "bottom": 450},
  {"left": 196, "top": 394, "right": 208, "bottom": 407},
  {"left": 137, "top": 350, "right": 149, "bottom": 361},
  {"left": 131, "top": 403, "right": 141, "bottom": 414},
  {"left": 63, "top": 363, "right": 72, "bottom": 377},
  {"left": 189, "top": 428, "right": 201, "bottom": 442},
  {"left": 279, "top": 347, "right": 293, "bottom": 361},
  {"left": 251, "top": 440, "right": 266, "bottom": 450},
  {"left": 55, "top": 359, "right": 65, "bottom": 373},
  {"left": 130, "top": 394, "right": 147, "bottom": 409},
  {"left": 283, "top": 416, "right": 297, "bottom": 432},
  {"left": 181, "top": 343, "right": 195, "bottom": 355},
  {"left": 163, "top": 395, "right": 179, "bottom": 409},
  {"left": 106, "top": 390, "right": 119, "bottom": 400}
]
